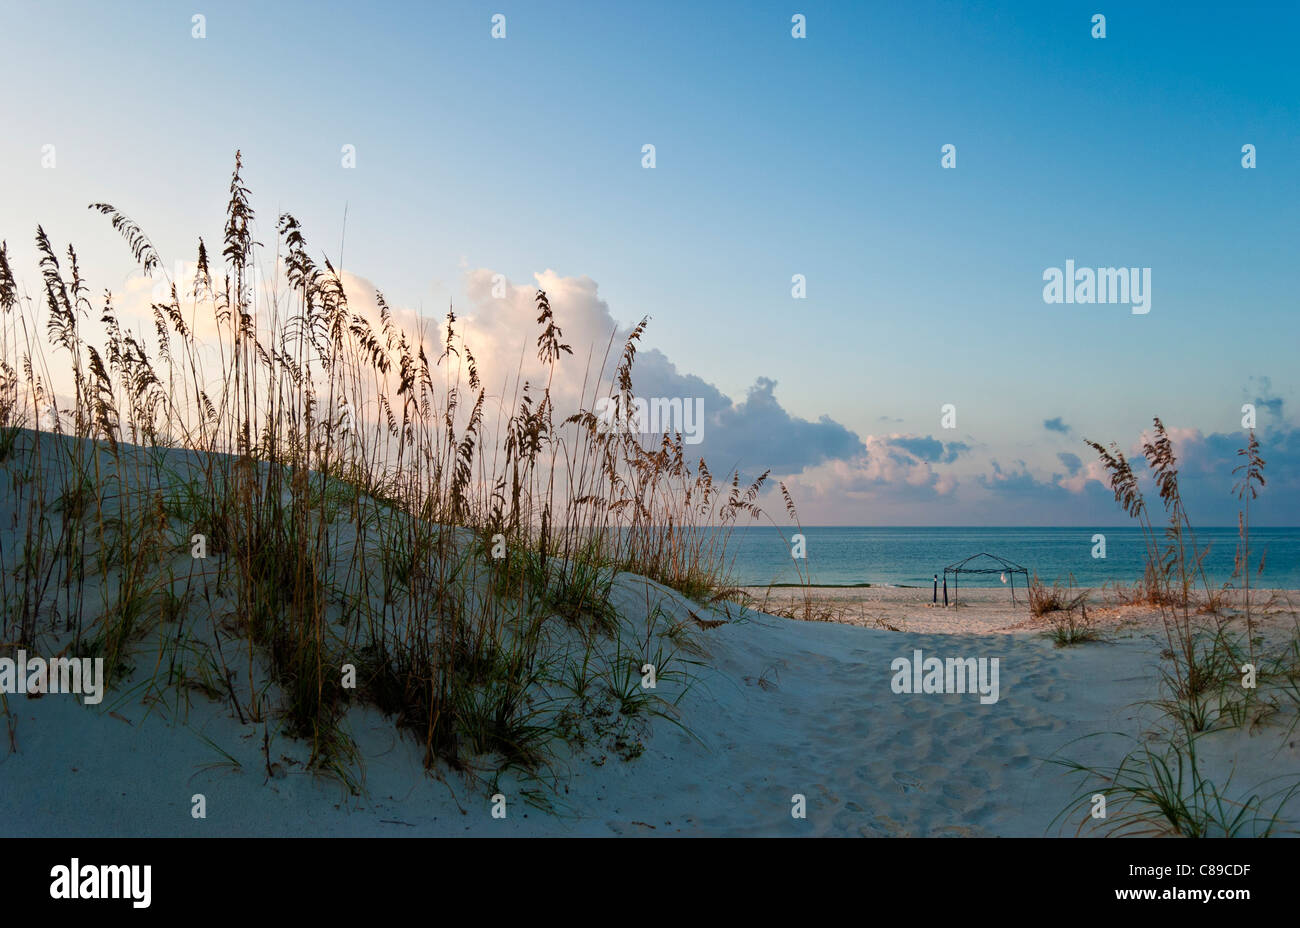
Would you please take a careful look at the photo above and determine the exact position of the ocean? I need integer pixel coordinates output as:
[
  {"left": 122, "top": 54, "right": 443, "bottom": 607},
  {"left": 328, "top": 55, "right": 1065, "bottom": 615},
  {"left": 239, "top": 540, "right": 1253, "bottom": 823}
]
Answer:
[{"left": 720, "top": 526, "right": 1300, "bottom": 589}]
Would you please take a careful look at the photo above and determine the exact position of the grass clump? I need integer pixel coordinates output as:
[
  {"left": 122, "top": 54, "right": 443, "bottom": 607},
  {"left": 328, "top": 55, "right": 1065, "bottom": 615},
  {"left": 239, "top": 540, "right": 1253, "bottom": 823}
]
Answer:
[
  {"left": 1028, "top": 573, "right": 1100, "bottom": 647},
  {"left": 0, "top": 154, "right": 794, "bottom": 803},
  {"left": 1053, "top": 728, "right": 1300, "bottom": 838},
  {"left": 1051, "top": 418, "right": 1299, "bottom": 836}
]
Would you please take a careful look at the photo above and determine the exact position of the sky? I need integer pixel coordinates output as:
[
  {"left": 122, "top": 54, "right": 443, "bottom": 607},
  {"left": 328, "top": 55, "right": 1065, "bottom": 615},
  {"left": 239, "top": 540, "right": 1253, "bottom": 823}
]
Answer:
[{"left": 1, "top": 0, "right": 1297, "bottom": 524}]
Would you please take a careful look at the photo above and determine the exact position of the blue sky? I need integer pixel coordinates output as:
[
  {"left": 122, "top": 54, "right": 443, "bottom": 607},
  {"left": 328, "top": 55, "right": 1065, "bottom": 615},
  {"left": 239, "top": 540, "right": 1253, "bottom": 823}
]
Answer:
[{"left": 1, "top": 0, "right": 1296, "bottom": 523}]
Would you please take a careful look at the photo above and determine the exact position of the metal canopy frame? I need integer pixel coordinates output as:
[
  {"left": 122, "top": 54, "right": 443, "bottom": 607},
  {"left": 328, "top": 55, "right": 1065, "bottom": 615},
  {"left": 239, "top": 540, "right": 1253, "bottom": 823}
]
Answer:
[{"left": 943, "top": 552, "right": 1030, "bottom": 604}]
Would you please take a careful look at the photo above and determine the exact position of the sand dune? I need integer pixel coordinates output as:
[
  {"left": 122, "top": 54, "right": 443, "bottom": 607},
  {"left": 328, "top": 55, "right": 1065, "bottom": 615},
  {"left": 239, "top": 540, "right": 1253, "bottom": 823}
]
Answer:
[{"left": 5, "top": 577, "right": 1295, "bottom": 836}]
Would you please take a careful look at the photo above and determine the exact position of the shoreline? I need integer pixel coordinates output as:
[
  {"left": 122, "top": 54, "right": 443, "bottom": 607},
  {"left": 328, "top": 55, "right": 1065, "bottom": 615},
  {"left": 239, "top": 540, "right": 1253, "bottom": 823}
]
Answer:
[{"left": 735, "top": 585, "right": 1300, "bottom": 636}]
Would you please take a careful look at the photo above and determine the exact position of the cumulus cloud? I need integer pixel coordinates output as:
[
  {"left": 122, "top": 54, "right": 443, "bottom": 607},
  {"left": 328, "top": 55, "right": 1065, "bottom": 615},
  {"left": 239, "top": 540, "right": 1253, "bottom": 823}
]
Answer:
[
  {"left": 110, "top": 257, "right": 1297, "bottom": 525},
  {"left": 1249, "top": 375, "right": 1284, "bottom": 418},
  {"left": 891, "top": 435, "right": 970, "bottom": 464},
  {"left": 416, "top": 272, "right": 1300, "bottom": 525},
  {"left": 107, "top": 261, "right": 967, "bottom": 518},
  {"left": 778, "top": 436, "right": 961, "bottom": 522},
  {"left": 979, "top": 460, "right": 1065, "bottom": 497},
  {"left": 452, "top": 269, "right": 872, "bottom": 477},
  {"left": 1057, "top": 452, "right": 1082, "bottom": 475},
  {"left": 973, "top": 421, "right": 1300, "bottom": 524},
  {"left": 1129, "top": 423, "right": 1300, "bottom": 522}
]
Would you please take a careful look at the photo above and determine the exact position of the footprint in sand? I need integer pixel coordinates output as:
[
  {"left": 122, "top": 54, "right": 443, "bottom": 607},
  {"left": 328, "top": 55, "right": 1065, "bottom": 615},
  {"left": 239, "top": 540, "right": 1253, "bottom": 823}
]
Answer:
[
  {"left": 892, "top": 772, "right": 924, "bottom": 794},
  {"left": 860, "top": 817, "right": 910, "bottom": 837}
]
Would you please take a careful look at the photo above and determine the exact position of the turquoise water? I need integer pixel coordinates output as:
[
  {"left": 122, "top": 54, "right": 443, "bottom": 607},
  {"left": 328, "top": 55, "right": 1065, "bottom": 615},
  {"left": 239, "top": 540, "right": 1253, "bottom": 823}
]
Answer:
[{"left": 720, "top": 526, "right": 1300, "bottom": 589}]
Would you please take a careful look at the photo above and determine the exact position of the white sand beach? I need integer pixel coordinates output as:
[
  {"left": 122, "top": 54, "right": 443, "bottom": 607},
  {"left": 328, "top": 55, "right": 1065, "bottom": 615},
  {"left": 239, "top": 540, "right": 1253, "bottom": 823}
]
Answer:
[
  {"left": 5, "top": 572, "right": 1297, "bottom": 837},
  {"left": 741, "top": 585, "right": 1300, "bottom": 635}
]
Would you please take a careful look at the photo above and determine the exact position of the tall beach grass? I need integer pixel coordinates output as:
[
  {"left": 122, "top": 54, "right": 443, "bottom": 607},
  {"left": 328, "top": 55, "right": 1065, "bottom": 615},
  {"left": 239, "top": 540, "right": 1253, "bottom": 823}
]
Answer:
[{"left": 0, "top": 153, "right": 790, "bottom": 799}]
